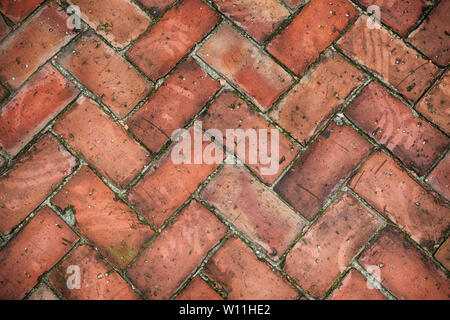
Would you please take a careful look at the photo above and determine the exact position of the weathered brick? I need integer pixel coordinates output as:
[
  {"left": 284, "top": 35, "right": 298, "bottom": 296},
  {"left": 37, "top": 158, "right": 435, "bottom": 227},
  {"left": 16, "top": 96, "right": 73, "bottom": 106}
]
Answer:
[
  {"left": 0, "top": 64, "right": 79, "bottom": 156},
  {"left": 51, "top": 166, "right": 154, "bottom": 269},
  {"left": 435, "top": 238, "right": 450, "bottom": 270},
  {"left": 0, "top": 2, "right": 78, "bottom": 89},
  {"left": 0, "top": 156, "right": 5, "bottom": 169},
  {"left": 355, "top": 0, "right": 430, "bottom": 36},
  {"left": 408, "top": 0, "right": 450, "bottom": 67},
  {"left": 285, "top": 192, "right": 383, "bottom": 298},
  {"left": 53, "top": 96, "right": 150, "bottom": 189},
  {"left": 0, "top": 207, "right": 78, "bottom": 300},
  {"left": 415, "top": 70, "right": 449, "bottom": 135},
  {"left": 50, "top": 245, "right": 140, "bottom": 300},
  {"left": 336, "top": 15, "right": 440, "bottom": 103},
  {"left": 199, "top": 90, "right": 299, "bottom": 184},
  {"left": 139, "top": 0, "right": 176, "bottom": 17},
  {"left": 345, "top": 81, "right": 448, "bottom": 176},
  {"left": 176, "top": 276, "right": 223, "bottom": 300},
  {"left": 204, "top": 237, "right": 299, "bottom": 299},
  {"left": 211, "top": 0, "right": 289, "bottom": 43},
  {"left": 197, "top": 23, "right": 293, "bottom": 111},
  {"left": 275, "top": 123, "right": 372, "bottom": 221},
  {"left": 427, "top": 152, "right": 450, "bottom": 201},
  {"left": 270, "top": 50, "right": 365, "bottom": 145},
  {"left": 126, "top": 0, "right": 219, "bottom": 81},
  {"left": 58, "top": 32, "right": 152, "bottom": 118},
  {"left": 67, "top": 0, "right": 151, "bottom": 49},
  {"left": 201, "top": 165, "right": 306, "bottom": 259},
  {"left": 0, "top": 134, "right": 77, "bottom": 234},
  {"left": 0, "top": 15, "right": 10, "bottom": 41},
  {"left": 349, "top": 151, "right": 450, "bottom": 250},
  {"left": 28, "top": 283, "right": 59, "bottom": 300},
  {"left": 328, "top": 269, "right": 387, "bottom": 300},
  {"left": 127, "top": 58, "right": 220, "bottom": 153},
  {"left": 128, "top": 126, "right": 222, "bottom": 228},
  {"left": 127, "top": 200, "right": 226, "bottom": 299},
  {"left": 0, "top": 0, "right": 43, "bottom": 23},
  {"left": 359, "top": 226, "right": 450, "bottom": 300},
  {"left": 267, "top": 0, "right": 358, "bottom": 75}
]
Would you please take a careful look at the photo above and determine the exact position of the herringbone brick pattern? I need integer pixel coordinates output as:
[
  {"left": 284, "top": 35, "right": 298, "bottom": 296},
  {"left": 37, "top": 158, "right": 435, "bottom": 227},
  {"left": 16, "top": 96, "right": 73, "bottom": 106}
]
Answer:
[{"left": 0, "top": 0, "right": 448, "bottom": 300}]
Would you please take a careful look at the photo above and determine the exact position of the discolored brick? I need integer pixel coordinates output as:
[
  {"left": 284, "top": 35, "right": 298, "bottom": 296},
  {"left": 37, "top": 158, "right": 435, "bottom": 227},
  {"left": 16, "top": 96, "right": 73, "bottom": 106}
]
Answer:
[
  {"left": 0, "top": 207, "right": 78, "bottom": 300},
  {"left": 0, "top": 134, "right": 77, "bottom": 234},
  {"left": 408, "top": 0, "right": 450, "bottom": 67},
  {"left": 126, "top": 0, "right": 219, "bottom": 81},
  {"left": 336, "top": 15, "right": 441, "bottom": 103},
  {"left": 427, "top": 152, "right": 450, "bottom": 201},
  {"left": 328, "top": 269, "right": 387, "bottom": 300},
  {"left": 50, "top": 245, "right": 140, "bottom": 300},
  {"left": 267, "top": 0, "right": 358, "bottom": 75},
  {"left": 28, "top": 283, "right": 59, "bottom": 300},
  {"left": 345, "top": 81, "right": 449, "bottom": 176},
  {"left": 0, "top": 0, "right": 43, "bottom": 23},
  {"left": 197, "top": 23, "right": 293, "bottom": 111},
  {"left": 0, "top": 2, "right": 78, "bottom": 89},
  {"left": 359, "top": 226, "right": 450, "bottom": 300},
  {"left": 0, "top": 64, "right": 79, "bottom": 156},
  {"left": 67, "top": 0, "right": 151, "bottom": 49},
  {"left": 0, "top": 15, "right": 10, "bottom": 41},
  {"left": 435, "top": 238, "right": 450, "bottom": 270},
  {"left": 284, "top": 192, "right": 383, "bottom": 298},
  {"left": 139, "top": 0, "right": 176, "bottom": 17},
  {"left": 127, "top": 58, "right": 220, "bottom": 153},
  {"left": 128, "top": 126, "right": 223, "bottom": 228},
  {"left": 349, "top": 151, "right": 450, "bottom": 250},
  {"left": 176, "top": 277, "right": 223, "bottom": 300},
  {"left": 199, "top": 90, "right": 299, "bottom": 184},
  {"left": 204, "top": 237, "right": 299, "bottom": 299},
  {"left": 211, "top": 0, "right": 289, "bottom": 43},
  {"left": 58, "top": 32, "right": 152, "bottom": 118},
  {"left": 415, "top": 71, "right": 449, "bottom": 135},
  {"left": 200, "top": 165, "right": 306, "bottom": 259},
  {"left": 275, "top": 123, "right": 372, "bottom": 221},
  {"left": 127, "top": 200, "right": 226, "bottom": 299},
  {"left": 51, "top": 166, "right": 155, "bottom": 269},
  {"left": 270, "top": 50, "right": 365, "bottom": 145}
]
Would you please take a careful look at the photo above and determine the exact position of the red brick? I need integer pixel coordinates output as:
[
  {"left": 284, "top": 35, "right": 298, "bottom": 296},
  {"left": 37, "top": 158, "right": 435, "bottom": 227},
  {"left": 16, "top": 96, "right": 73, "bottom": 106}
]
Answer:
[
  {"left": 51, "top": 167, "right": 154, "bottom": 269},
  {"left": 285, "top": 192, "right": 383, "bottom": 298},
  {"left": 359, "top": 226, "right": 450, "bottom": 300},
  {"left": 328, "top": 269, "right": 387, "bottom": 300},
  {"left": 0, "top": 134, "right": 77, "bottom": 234},
  {"left": 139, "top": 0, "right": 176, "bottom": 17},
  {"left": 204, "top": 237, "right": 299, "bottom": 299},
  {"left": 0, "top": 2, "right": 78, "bottom": 89},
  {"left": 0, "top": 83, "right": 8, "bottom": 102},
  {"left": 415, "top": 70, "right": 450, "bottom": 135},
  {"left": 427, "top": 152, "right": 450, "bottom": 201},
  {"left": 269, "top": 50, "right": 365, "bottom": 145},
  {"left": 275, "top": 123, "right": 372, "bottom": 221},
  {"left": 50, "top": 245, "right": 140, "bottom": 300},
  {"left": 0, "top": 0, "right": 43, "bottom": 23},
  {"left": 0, "top": 64, "right": 79, "bottom": 156},
  {"left": 198, "top": 23, "right": 293, "bottom": 111},
  {"left": 355, "top": 0, "right": 430, "bottom": 36},
  {"left": 128, "top": 126, "right": 222, "bottom": 227},
  {"left": 53, "top": 96, "right": 150, "bottom": 189},
  {"left": 127, "top": 58, "right": 220, "bottom": 153},
  {"left": 408, "top": 0, "right": 450, "bottom": 66},
  {"left": 0, "top": 207, "right": 78, "bottom": 300},
  {"left": 0, "top": 156, "right": 5, "bottom": 169},
  {"left": 201, "top": 165, "right": 306, "bottom": 259},
  {"left": 349, "top": 151, "right": 450, "bottom": 250},
  {"left": 28, "top": 283, "right": 59, "bottom": 300},
  {"left": 267, "top": 0, "right": 358, "bottom": 75},
  {"left": 435, "top": 238, "right": 450, "bottom": 270},
  {"left": 336, "top": 15, "right": 441, "bottom": 103},
  {"left": 211, "top": 0, "right": 289, "bottom": 42},
  {"left": 199, "top": 90, "right": 299, "bottom": 184},
  {"left": 126, "top": 0, "right": 219, "bottom": 81},
  {"left": 67, "top": 0, "right": 151, "bottom": 49},
  {"left": 0, "top": 14, "right": 10, "bottom": 41},
  {"left": 345, "top": 81, "right": 448, "bottom": 176},
  {"left": 58, "top": 32, "right": 152, "bottom": 119},
  {"left": 127, "top": 200, "right": 226, "bottom": 299},
  {"left": 176, "top": 276, "right": 223, "bottom": 300}
]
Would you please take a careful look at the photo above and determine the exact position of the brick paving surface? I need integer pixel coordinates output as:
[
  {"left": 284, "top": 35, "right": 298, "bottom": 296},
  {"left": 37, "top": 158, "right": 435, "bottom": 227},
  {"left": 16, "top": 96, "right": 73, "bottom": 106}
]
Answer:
[{"left": 0, "top": 0, "right": 448, "bottom": 300}]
